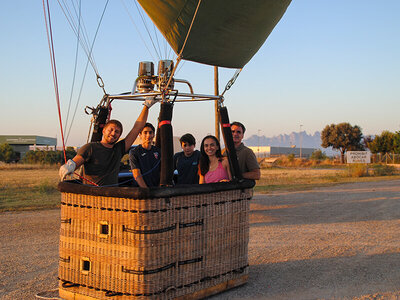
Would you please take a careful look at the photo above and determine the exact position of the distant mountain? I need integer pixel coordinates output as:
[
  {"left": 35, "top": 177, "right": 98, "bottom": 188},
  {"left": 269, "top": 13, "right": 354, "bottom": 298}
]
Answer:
[
  {"left": 244, "top": 131, "right": 340, "bottom": 156},
  {"left": 244, "top": 131, "right": 322, "bottom": 149}
]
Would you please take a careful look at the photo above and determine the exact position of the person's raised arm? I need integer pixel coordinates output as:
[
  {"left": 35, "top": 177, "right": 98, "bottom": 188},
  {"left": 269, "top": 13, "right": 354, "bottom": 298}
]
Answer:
[{"left": 124, "top": 99, "right": 157, "bottom": 152}]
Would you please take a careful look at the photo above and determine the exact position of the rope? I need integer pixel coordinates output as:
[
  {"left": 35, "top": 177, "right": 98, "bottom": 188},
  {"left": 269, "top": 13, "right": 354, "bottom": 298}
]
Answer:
[
  {"left": 63, "top": 0, "right": 81, "bottom": 143},
  {"left": 43, "top": 0, "right": 67, "bottom": 163},
  {"left": 43, "top": 0, "right": 101, "bottom": 186},
  {"left": 162, "top": 0, "right": 202, "bottom": 94},
  {"left": 178, "top": 0, "right": 202, "bottom": 58}
]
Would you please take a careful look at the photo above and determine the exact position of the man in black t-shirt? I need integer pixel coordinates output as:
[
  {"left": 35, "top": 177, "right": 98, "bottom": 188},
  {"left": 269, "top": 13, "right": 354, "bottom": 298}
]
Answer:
[
  {"left": 129, "top": 123, "right": 161, "bottom": 187},
  {"left": 58, "top": 100, "right": 156, "bottom": 186},
  {"left": 173, "top": 133, "right": 200, "bottom": 185}
]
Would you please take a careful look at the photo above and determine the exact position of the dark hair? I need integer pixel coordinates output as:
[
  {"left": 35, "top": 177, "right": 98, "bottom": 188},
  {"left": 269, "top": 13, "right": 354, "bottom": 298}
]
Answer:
[
  {"left": 199, "top": 135, "right": 223, "bottom": 176},
  {"left": 180, "top": 133, "right": 196, "bottom": 146},
  {"left": 231, "top": 121, "right": 245, "bottom": 133},
  {"left": 104, "top": 119, "right": 123, "bottom": 134},
  {"left": 141, "top": 122, "right": 155, "bottom": 133}
]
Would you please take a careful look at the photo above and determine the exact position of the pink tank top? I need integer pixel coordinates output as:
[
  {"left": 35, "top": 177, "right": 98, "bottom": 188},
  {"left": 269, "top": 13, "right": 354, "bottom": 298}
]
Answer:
[{"left": 204, "top": 161, "right": 229, "bottom": 183}]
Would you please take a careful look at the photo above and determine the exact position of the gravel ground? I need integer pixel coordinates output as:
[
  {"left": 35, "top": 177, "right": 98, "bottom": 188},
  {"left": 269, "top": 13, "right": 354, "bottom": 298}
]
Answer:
[{"left": 1, "top": 180, "right": 400, "bottom": 299}]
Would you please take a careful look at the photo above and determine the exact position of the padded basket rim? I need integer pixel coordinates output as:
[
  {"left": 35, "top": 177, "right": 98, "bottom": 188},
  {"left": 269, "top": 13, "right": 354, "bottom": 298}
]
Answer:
[{"left": 58, "top": 179, "right": 255, "bottom": 199}]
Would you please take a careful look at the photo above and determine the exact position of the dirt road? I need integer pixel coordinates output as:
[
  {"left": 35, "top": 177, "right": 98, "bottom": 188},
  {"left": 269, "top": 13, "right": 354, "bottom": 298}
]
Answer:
[{"left": 1, "top": 180, "right": 400, "bottom": 299}]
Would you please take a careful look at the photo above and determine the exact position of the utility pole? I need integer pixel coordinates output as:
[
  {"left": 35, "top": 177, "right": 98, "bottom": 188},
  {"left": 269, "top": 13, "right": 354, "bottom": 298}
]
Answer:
[
  {"left": 214, "top": 66, "right": 220, "bottom": 140},
  {"left": 299, "top": 124, "right": 303, "bottom": 159},
  {"left": 257, "top": 129, "right": 261, "bottom": 158}
]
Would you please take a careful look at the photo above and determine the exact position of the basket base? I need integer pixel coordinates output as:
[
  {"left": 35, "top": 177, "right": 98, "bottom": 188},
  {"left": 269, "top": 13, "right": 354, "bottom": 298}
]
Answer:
[
  {"left": 175, "top": 274, "right": 248, "bottom": 300},
  {"left": 59, "top": 275, "right": 248, "bottom": 300}
]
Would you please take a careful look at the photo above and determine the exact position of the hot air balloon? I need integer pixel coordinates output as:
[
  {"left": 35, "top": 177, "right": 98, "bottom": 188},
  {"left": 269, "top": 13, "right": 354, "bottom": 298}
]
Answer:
[{"left": 47, "top": 1, "right": 292, "bottom": 299}]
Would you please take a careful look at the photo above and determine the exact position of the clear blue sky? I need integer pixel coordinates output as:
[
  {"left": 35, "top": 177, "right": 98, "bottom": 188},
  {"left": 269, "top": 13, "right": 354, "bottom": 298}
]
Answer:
[{"left": 1, "top": 1, "right": 399, "bottom": 147}]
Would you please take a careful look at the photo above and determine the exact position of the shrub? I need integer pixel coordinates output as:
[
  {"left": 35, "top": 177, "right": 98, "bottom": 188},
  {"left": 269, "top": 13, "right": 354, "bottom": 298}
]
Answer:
[
  {"left": 22, "top": 149, "right": 76, "bottom": 165},
  {"left": 372, "top": 164, "right": 396, "bottom": 176},
  {"left": 0, "top": 143, "right": 17, "bottom": 163},
  {"left": 348, "top": 163, "right": 368, "bottom": 177},
  {"left": 310, "top": 149, "right": 327, "bottom": 161}
]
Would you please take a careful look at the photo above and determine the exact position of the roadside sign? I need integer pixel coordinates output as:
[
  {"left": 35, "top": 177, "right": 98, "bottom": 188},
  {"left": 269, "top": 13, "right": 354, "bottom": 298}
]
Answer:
[{"left": 346, "top": 151, "right": 371, "bottom": 163}]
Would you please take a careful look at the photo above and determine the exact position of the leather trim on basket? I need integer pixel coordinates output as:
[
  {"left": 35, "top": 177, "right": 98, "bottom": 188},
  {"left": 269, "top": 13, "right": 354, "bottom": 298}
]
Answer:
[{"left": 58, "top": 179, "right": 255, "bottom": 199}]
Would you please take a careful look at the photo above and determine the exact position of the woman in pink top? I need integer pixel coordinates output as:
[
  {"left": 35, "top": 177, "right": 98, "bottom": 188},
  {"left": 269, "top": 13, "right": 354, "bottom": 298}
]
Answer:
[{"left": 199, "top": 135, "right": 232, "bottom": 184}]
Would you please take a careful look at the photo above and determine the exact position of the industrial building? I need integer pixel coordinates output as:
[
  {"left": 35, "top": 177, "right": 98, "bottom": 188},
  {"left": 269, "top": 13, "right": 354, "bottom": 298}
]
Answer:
[
  {"left": 248, "top": 146, "right": 317, "bottom": 158},
  {"left": 0, "top": 135, "right": 57, "bottom": 158}
]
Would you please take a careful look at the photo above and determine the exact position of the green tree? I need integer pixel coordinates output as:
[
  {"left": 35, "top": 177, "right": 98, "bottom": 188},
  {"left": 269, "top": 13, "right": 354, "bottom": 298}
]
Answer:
[
  {"left": 321, "top": 123, "right": 363, "bottom": 163},
  {"left": 0, "top": 143, "right": 16, "bottom": 163},
  {"left": 368, "top": 131, "right": 394, "bottom": 154},
  {"left": 392, "top": 131, "right": 400, "bottom": 154}
]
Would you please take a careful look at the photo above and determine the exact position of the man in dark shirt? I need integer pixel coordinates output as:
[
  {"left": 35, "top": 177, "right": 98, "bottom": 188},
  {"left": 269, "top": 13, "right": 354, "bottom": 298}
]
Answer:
[
  {"left": 173, "top": 133, "right": 200, "bottom": 184},
  {"left": 129, "top": 123, "right": 161, "bottom": 187},
  {"left": 59, "top": 100, "right": 156, "bottom": 186},
  {"left": 222, "top": 121, "right": 261, "bottom": 180}
]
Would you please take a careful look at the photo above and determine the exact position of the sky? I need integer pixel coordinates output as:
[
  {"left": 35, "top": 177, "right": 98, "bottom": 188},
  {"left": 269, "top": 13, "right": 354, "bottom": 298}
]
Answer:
[{"left": 1, "top": 1, "right": 400, "bottom": 147}]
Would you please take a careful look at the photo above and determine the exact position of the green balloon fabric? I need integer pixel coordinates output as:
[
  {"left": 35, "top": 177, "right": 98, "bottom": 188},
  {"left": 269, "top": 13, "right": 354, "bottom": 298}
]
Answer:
[{"left": 137, "top": 0, "right": 291, "bottom": 68}]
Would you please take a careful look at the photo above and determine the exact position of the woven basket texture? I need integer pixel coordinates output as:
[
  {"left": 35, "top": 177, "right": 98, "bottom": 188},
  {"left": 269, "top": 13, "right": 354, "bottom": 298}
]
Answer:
[{"left": 59, "top": 188, "right": 252, "bottom": 299}]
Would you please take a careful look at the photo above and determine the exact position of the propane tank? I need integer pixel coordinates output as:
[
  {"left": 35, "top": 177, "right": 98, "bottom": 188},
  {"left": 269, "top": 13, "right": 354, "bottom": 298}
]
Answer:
[
  {"left": 137, "top": 61, "right": 155, "bottom": 93},
  {"left": 157, "top": 60, "right": 174, "bottom": 91}
]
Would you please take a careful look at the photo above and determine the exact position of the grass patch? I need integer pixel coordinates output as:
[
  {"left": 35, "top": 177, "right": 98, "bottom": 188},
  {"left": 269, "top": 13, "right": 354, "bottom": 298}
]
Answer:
[
  {"left": 2, "top": 163, "right": 400, "bottom": 210},
  {"left": 0, "top": 166, "right": 60, "bottom": 212},
  {"left": 256, "top": 166, "right": 400, "bottom": 193}
]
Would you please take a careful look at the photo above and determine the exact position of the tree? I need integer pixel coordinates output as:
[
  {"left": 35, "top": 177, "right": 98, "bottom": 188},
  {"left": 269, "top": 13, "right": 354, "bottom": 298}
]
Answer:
[
  {"left": 392, "top": 131, "right": 400, "bottom": 154},
  {"left": 0, "top": 143, "right": 16, "bottom": 163},
  {"left": 363, "top": 135, "right": 374, "bottom": 150},
  {"left": 368, "top": 131, "right": 395, "bottom": 154},
  {"left": 321, "top": 123, "right": 363, "bottom": 163}
]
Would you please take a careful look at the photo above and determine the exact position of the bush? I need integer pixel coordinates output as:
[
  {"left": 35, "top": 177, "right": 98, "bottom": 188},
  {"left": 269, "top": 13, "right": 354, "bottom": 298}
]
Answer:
[
  {"left": 372, "top": 164, "right": 396, "bottom": 176},
  {"left": 22, "top": 149, "right": 76, "bottom": 165},
  {"left": 348, "top": 163, "right": 368, "bottom": 177},
  {"left": 310, "top": 149, "right": 327, "bottom": 161},
  {"left": 0, "top": 143, "right": 17, "bottom": 163}
]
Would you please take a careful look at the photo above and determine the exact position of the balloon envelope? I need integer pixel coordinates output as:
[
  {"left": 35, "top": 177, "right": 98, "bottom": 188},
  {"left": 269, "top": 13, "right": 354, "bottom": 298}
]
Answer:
[{"left": 138, "top": 0, "right": 292, "bottom": 68}]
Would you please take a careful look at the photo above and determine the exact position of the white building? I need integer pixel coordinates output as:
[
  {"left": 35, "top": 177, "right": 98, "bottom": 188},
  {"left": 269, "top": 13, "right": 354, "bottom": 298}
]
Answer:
[{"left": 248, "top": 146, "right": 317, "bottom": 158}]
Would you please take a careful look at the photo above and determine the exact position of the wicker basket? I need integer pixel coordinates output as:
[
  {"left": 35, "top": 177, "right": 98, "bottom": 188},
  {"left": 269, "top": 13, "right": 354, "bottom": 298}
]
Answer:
[{"left": 58, "top": 180, "right": 254, "bottom": 299}]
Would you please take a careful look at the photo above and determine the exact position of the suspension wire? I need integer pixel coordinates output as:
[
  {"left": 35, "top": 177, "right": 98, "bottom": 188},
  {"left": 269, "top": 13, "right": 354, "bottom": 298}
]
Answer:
[
  {"left": 164, "top": 32, "right": 168, "bottom": 59},
  {"left": 120, "top": 0, "right": 155, "bottom": 62},
  {"left": 176, "top": 60, "right": 186, "bottom": 75},
  {"left": 64, "top": 0, "right": 81, "bottom": 143},
  {"left": 43, "top": 0, "right": 67, "bottom": 163},
  {"left": 168, "top": 46, "right": 174, "bottom": 61},
  {"left": 164, "top": 0, "right": 202, "bottom": 91},
  {"left": 58, "top": 0, "right": 93, "bottom": 69},
  {"left": 133, "top": 0, "right": 161, "bottom": 60},
  {"left": 152, "top": 23, "right": 163, "bottom": 59},
  {"left": 69, "top": 0, "right": 100, "bottom": 74},
  {"left": 57, "top": 0, "right": 102, "bottom": 77},
  {"left": 65, "top": 0, "right": 110, "bottom": 141}
]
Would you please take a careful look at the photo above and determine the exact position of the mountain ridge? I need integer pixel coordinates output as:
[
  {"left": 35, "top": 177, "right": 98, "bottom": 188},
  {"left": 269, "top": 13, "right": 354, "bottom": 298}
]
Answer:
[{"left": 244, "top": 131, "right": 322, "bottom": 149}]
